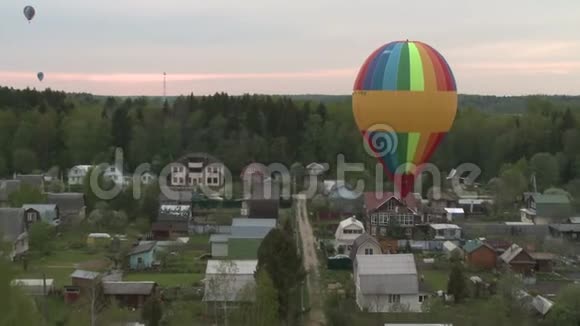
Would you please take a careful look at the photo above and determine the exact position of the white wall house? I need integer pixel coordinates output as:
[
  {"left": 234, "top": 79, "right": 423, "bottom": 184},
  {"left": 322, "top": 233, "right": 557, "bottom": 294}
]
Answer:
[
  {"left": 429, "top": 224, "right": 462, "bottom": 240},
  {"left": 203, "top": 260, "right": 257, "bottom": 303},
  {"left": 103, "top": 166, "right": 129, "bottom": 187},
  {"left": 334, "top": 216, "right": 364, "bottom": 255},
  {"left": 350, "top": 233, "right": 382, "bottom": 261},
  {"left": 170, "top": 162, "right": 225, "bottom": 188},
  {"left": 354, "top": 254, "right": 426, "bottom": 313},
  {"left": 67, "top": 165, "right": 92, "bottom": 186},
  {"left": 209, "top": 234, "right": 229, "bottom": 257}
]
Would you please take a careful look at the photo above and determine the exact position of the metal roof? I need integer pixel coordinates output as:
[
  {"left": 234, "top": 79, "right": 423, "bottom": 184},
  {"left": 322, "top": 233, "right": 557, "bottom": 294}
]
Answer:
[
  {"left": 102, "top": 281, "right": 156, "bottom": 295},
  {"left": 532, "top": 194, "right": 570, "bottom": 204},
  {"left": 429, "top": 224, "right": 461, "bottom": 230},
  {"left": 231, "top": 218, "right": 276, "bottom": 228},
  {"left": 550, "top": 224, "right": 580, "bottom": 232},
  {"left": 209, "top": 234, "right": 230, "bottom": 243},
  {"left": 444, "top": 208, "right": 464, "bottom": 214},
  {"left": 500, "top": 244, "right": 526, "bottom": 263},
  {"left": 70, "top": 270, "right": 100, "bottom": 280},
  {"left": 568, "top": 217, "right": 580, "bottom": 224},
  {"left": 206, "top": 260, "right": 257, "bottom": 275},
  {"left": 11, "top": 279, "right": 55, "bottom": 287},
  {"left": 127, "top": 242, "right": 156, "bottom": 256},
  {"left": 356, "top": 254, "right": 417, "bottom": 275},
  {"left": 0, "top": 208, "right": 26, "bottom": 242}
]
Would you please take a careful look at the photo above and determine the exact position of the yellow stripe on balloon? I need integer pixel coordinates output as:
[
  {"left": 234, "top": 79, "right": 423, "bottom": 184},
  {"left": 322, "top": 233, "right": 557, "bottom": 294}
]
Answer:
[{"left": 352, "top": 90, "right": 457, "bottom": 133}]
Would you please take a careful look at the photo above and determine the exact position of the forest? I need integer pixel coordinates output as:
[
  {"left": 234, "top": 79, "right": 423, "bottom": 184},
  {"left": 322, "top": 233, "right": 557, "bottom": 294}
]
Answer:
[{"left": 1, "top": 86, "right": 580, "bottom": 209}]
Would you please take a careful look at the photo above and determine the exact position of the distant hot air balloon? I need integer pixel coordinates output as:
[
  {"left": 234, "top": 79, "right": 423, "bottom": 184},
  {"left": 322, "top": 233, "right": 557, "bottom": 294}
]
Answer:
[
  {"left": 37, "top": 72, "right": 44, "bottom": 82},
  {"left": 352, "top": 40, "right": 457, "bottom": 198},
  {"left": 23, "top": 6, "right": 36, "bottom": 22}
]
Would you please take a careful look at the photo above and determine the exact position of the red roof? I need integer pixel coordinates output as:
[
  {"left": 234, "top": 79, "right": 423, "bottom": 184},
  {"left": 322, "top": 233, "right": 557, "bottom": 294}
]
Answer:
[{"left": 363, "top": 192, "right": 419, "bottom": 213}]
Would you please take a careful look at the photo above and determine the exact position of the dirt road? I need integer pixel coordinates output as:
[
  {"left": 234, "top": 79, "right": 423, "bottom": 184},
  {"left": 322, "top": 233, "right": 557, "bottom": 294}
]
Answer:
[{"left": 295, "top": 194, "right": 326, "bottom": 326}]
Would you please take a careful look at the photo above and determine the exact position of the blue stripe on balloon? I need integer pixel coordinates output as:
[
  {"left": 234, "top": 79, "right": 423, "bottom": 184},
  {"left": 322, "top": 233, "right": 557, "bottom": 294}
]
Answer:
[
  {"left": 370, "top": 43, "right": 397, "bottom": 90},
  {"left": 363, "top": 44, "right": 391, "bottom": 89},
  {"left": 382, "top": 42, "right": 404, "bottom": 90}
]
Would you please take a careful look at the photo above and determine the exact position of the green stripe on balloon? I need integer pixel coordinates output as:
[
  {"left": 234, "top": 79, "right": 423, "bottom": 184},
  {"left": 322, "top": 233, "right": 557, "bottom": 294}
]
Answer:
[
  {"left": 408, "top": 43, "right": 424, "bottom": 91},
  {"left": 406, "top": 132, "right": 420, "bottom": 172},
  {"left": 397, "top": 43, "right": 411, "bottom": 90},
  {"left": 396, "top": 132, "right": 408, "bottom": 173}
]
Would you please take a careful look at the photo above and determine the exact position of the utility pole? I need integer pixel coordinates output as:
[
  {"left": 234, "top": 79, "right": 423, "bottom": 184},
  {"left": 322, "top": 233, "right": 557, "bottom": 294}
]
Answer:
[{"left": 163, "top": 72, "right": 167, "bottom": 101}]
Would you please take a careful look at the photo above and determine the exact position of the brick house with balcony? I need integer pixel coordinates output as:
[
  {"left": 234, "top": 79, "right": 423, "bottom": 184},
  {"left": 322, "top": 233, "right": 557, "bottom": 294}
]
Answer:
[{"left": 363, "top": 192, "right": 421, "bottom": 239}]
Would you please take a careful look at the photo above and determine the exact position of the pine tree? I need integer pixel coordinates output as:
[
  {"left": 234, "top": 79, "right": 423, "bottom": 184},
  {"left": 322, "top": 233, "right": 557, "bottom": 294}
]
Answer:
[{"left": 447, "top": 261, "right": 468, "bottom": 303}]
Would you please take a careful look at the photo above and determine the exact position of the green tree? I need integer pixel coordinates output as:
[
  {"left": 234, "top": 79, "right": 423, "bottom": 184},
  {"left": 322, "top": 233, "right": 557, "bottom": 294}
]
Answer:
[
  {"left": 256, "top": 228, "right": 304, "bottom": 321},
  {"left": 235, "top": 270, "right": 279, "bottom": 326},
  {"left": 0, "top": 260, "right": 43, "bottom": 325},
  {"left": 141, "top": 295, "right": 163, "bottom": 326},
  {"left": 447, "top": 261, "right": 468, "bottom": 303},
  {"left": 12, "top": 148, "right": 38, "bottom": 174},
  {"left": 545, "top": 284, "right": 580, "bottom": 325},
  {"left": 530, "top": 152, "right": 560, "bottom": 191},
  {"left": 28, "top": 222, "right": 55, "bottom": 255},
  {"left": 8, "top": 184, "right": 45, "bottom": 207}
]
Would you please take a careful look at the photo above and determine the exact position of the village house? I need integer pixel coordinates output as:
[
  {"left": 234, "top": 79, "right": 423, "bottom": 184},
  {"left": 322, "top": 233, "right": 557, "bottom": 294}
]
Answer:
[
  {"left": 46, "top": 192, "right": 86, "bottom": 223},
  {"left": 0, "top": 208, "right": 28, "bottom": 260},
  {"left": 86, "top": 233, "right": 112, "bottom": 248},
  {"left": 102, "top": 281, "right": 157, "bottom": 308},
  {"left": 349, "top": 233, "right": 382, "bottom": 261},
  {"left": 529, "top": 252, "right": 556, "bottom": 272},
  {"left": 67, "top": 165, "right": 93, "bottom": 186},
  {"left": 209, "top": 218, "right": 276, "bottom": 259},
  {"left": 463, "top": 239, "right": 497, "bottom": 270},
  {"left": 520, "top": 193, "right": 572, "bottom": 225},
  {"left": 428, "top": 224, "right": 462, "bottom": 241},
  {"left": 443, "top": 241, "right": 463, "bottom": 259},
  {"left": 203, "top": 260, "right": 258, "bottom": 305},
  {"left": 68, "top": 269, "right": 100, "bottom": 301},
  {"left": 334, "top": 216, "right": 364, "bottom": 255},
  {"left": 549, "top": 224, "right": 580, "bottom": 241},
  {"left": 354, "top": 254, "right": 427, "bottom": 312},
  {"left": 11, "top": 279, "right": 55, "bottom": 296},
  {"left": 14, "top": 174, "right": 45, "bottom": 191},
  {"left": 22, "top": 204, "right": 60, "bottom": 227},
  {"left": 152, "top": 204, "right": 192, "bottom": 240},
  {"left": 169, "top": 153, "right": 225, "bottom": 188},
  {"left": 457, "top": 195, "right": 493, "bottom": 216},
  {"left": 127, "top": 242, "right": 157, "bottom": 270},
  {"left": 364, "top": 192, "right": 421, "bottom": 239},
  {"left": 0, "top": 180, "right": 21, "bottom": 207},
  {"left": 499, "top": 244, "right": 536, "bottom": 274}
]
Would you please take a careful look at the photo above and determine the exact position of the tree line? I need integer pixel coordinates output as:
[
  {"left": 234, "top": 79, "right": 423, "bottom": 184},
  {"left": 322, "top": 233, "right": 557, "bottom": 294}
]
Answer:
[{"left": 1, "top": 86, "right": 580, "bottom": 209}]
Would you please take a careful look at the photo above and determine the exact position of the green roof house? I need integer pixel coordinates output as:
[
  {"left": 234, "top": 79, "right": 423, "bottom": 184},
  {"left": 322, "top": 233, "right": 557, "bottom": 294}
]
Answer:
[{"left": 521, "top": 193, "right": 572, "bottom": 225}]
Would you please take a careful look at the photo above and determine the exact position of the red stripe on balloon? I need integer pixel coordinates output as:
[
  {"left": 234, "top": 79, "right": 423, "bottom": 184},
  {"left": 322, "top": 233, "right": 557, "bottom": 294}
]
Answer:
[
  {"left": 430, "top": 49, "right": 455, "bottom": 91},
  {"left": 417, "top": 42, "right": 447, "bottom": 91},
  {"left": 422, "top": 132, "right": 446, "bottom": 163},
  {"left": 353, "top": 43, "right": 392, "bottom": 90}
]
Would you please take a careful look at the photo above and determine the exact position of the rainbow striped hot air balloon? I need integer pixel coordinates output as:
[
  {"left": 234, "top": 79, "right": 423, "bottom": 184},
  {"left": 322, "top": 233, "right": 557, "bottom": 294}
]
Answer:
[{"left": 352, "top": 40, "right": 457, "bottom": 197}]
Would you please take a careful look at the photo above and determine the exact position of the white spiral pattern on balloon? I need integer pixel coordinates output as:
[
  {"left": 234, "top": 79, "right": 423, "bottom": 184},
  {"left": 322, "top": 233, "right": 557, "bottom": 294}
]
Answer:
[{"left": 363, "top": 123, "right": 398, "bottom": 158}]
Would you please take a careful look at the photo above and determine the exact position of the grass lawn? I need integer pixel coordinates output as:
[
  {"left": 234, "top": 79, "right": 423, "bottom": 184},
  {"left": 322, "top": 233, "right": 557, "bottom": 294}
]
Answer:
[
  {"left": 124, "top": 272, "right": 203, "bottom": 287},
  {"left": 423, "top": 270, "right": 449, "bottom": 291}
]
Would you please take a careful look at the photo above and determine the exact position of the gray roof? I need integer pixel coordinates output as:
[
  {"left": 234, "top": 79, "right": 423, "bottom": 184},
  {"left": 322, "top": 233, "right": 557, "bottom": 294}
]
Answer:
[
  {"left": 127, "top": 242, "right": 156, "bottom": 256},
  {"left": 231, "top": 218, "right": 276, "bottom": 238},
  {"left": 0, "top": 180, "right": 21, "bottom": 201},
  {"left": 102, "top": 281, "right": 156, "bottom": 295},
  {"left": 209, "top": 234, "right": 230, "bottom": 243},
  {"left": 15, "top": 174, "right": 44, "bottom": 189},
  {"left": 568, "top": 217, "right": 580, "bottom": 224},
  {"left": 70, "top": 270, "right": 100, "bottom": 280},
  {"left": 550, "top": 224, "right": 580, "bottom": 233},
  {"left": 46, "top": 193, "right": 85, "bottom": 214},
  {"left": 203, "top": 260, "right": 257, "bottom": 302},
  {"left": 356, "top": 254, "right": 418, "bottom": 295},
  {"left": 500, "top": 244, "right": 525, "bottom": 264},
  {"left": 22, "top": 204, "right": 58, "bottom": 222},
  {"left": 0, "top": 208, "right": 26, "bottom": 242},
  {"left": 350, "top": 233, "right": 381, "bottom": 261}
]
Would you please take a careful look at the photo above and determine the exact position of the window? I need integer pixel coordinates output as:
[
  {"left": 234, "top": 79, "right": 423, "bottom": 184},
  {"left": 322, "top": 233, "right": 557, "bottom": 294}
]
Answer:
[
  {"left": 206, "top": 177, "right": 212, "bottom": 184},
  {"left": 388, "top": 294, "right": 401, "bottom": 303},
  {"left": 137, "top": 257, "right": 143, "bottom": 264},
  {"left": 419, "top": 295, "right": 428, "bottom": 303},
  {"left": 179, "top": 177, "right": 184, "bottom": 183},
  {"left": 26, "top": 212, "right": 35, "bottom": 222},
  {"left": 364, "top": 248, "right": 373, "bottom": 255},
  {"left": 213, "top": 177, "right": 218, "bottom": 184},
  {"left": 172, "top": 177, "right": 178, "bottom": 184}
]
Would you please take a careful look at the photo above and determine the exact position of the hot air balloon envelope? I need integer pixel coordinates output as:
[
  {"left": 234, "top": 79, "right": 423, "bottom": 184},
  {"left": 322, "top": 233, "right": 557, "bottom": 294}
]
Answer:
[
  {"left": 352, "top": 40, "right": 457, "bottom": 197},
  {"left": 23, "top": 6, "right": 36, "bottom": 21},
  {"left": 37, "top": 72, "right": 44, "bottom": 82}
]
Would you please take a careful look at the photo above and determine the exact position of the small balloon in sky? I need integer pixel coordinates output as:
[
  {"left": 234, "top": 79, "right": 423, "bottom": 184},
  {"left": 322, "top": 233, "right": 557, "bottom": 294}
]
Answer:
[
  {"left": 23, "top": 6, "right": 36, "bottom": 22},
  {"left": 37, "top": 72, "right": 44, "bottom": 82}
]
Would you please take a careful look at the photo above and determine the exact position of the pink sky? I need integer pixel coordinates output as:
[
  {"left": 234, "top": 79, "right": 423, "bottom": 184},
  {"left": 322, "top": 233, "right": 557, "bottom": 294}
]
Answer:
[{"left": 1, "top": 1, "right": 579, "bottom": 96}]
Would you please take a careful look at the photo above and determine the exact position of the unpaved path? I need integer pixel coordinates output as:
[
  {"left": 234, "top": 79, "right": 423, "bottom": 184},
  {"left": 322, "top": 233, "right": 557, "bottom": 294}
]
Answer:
[{"left": 295, "top": 194, "right": 326, "bottom": 326}]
